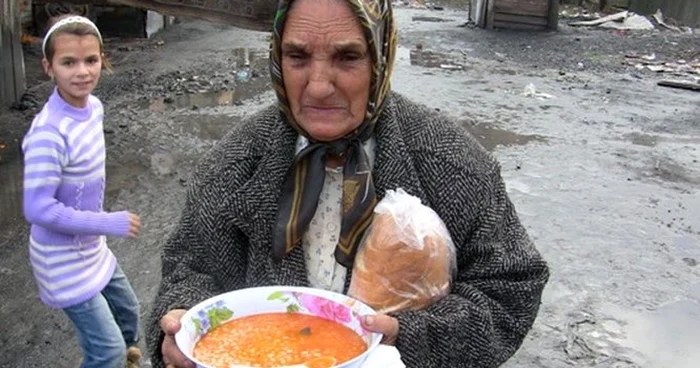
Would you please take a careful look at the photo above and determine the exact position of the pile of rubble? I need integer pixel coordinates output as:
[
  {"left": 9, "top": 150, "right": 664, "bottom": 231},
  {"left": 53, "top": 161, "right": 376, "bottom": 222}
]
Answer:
[
  {"left": 624, "top": 53, "right": 700, "bottom": 91},
  {"left": 562, "top": 8, "right": 697, "bottom": 33},
  {"left": 392, "top": 0, "right": 444, "bottom": 10}
]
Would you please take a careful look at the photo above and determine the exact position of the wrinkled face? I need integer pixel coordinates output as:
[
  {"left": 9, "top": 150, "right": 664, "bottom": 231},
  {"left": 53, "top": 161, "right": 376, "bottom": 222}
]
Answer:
[
  {"left": 281, "top": 0, "right": 371, "bottom": 142},
  {"left": 43, "top": 33, "right": 102, "bottom": 108}
]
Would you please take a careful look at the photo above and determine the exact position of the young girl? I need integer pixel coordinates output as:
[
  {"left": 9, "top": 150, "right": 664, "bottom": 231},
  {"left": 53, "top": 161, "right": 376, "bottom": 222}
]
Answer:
[{"left": 22, "top": 15, "right": 142, "bottom": 368}]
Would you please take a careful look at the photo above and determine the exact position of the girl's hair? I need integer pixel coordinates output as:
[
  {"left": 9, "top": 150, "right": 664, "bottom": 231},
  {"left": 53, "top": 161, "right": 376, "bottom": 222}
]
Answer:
[{"left": 43, "top": 14, "right": 113, "bottom": 72}]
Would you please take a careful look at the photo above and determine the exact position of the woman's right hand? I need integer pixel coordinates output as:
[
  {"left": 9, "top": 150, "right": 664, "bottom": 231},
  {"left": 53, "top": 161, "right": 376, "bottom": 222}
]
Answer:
[
  {"left": 127, "top": 213, "right": 141, "bottom": 238},
  {"left": 160, "top": 309, "right": 194, "bottom": 368}
]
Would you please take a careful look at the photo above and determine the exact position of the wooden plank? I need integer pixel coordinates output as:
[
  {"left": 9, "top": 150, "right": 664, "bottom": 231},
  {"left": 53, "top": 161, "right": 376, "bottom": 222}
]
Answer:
[
  {"left": 658, "top": 80, "right": 700, "bottom": 92},
  {"left": 547, "top": 0, "right": 559, "bottom": 30},
  {"left": 106, "top": 0, "right": 277, "bottom": 32},
  {"left": 494, "top": 12, "right": 548, "bottom": 26},
  {"left": 35, "top": 0, "right": 277, "bottom": 31},
  {"left": 494, "top": 0, "right": 548, "bottom": 17},
  {"left": 471, "top": 0, "right": 487, "bottom": 27},
  {"left": 1, "top": 0, "right": 26, "bottom": 105},
  {"left": 486, "top": 0, "right": 495, "bottom": 29},
  {"left": 11, "top": 0, "right": 26, "bottom": 101},
  {"left": 1, "top": 19, "right": 10, "bottom": 104},
  {"left": 493, "top": 20, "right": 547, "bottom": 30}
]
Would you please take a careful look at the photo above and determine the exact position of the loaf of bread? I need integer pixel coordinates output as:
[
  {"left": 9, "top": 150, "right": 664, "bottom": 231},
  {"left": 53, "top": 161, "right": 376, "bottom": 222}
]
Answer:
[{"left": 348, "top": 189, "right": 455, "bottom": 314}]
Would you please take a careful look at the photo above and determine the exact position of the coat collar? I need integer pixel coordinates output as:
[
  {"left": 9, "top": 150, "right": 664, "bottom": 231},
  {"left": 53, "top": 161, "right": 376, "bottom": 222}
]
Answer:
[{"left": 227, "top": 95, "right": 427, "bottom": 287}]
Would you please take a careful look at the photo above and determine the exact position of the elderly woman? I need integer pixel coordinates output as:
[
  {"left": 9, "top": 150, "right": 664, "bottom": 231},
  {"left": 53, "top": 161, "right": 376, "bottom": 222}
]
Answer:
[{"left": 146, "top": 0, "right": 549, "bottom": 367}]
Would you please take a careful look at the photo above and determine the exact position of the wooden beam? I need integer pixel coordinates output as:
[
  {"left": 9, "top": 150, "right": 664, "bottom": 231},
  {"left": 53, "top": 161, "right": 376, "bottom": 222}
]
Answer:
[
  {"left": 486, "top": 0, "right": 495, "bottom": 29},
  {"left": 658, "top": 80, "right": 700, "bottom": 92},
  {"left": 547, "top": 0, "right": 559, "bottom": 30},
  {"left": 1, "top": 0, "right": 26, "bottom": 105},
  {"left": 494, "top": 0, "right": 549, "bottom": 17},
  {"left": 493, "top": 20, "right": 547, "bottom": 30},
  {"left": 104, "top": 0, "right": 277, "bottom": 31},
  {"left": 494, "top": 12, "right": 548, "bottom": 26}
]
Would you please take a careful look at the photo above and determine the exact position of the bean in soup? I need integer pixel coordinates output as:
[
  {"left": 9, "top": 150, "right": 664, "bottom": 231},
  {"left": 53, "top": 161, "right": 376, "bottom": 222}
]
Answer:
[{"left": 194, "top": 312, "right": 367, "bottom": 367}]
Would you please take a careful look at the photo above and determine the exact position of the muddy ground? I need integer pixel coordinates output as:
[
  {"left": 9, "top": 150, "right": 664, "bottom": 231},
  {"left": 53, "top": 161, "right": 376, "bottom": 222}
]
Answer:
[{"left": 1, "top": 6, "right": 699, "bottom": 368}]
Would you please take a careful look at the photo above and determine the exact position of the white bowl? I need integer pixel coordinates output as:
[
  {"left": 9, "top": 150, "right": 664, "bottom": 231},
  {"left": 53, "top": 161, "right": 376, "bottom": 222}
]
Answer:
[{"left": 175, "top": 286, "right": 383, "bottom": 368}]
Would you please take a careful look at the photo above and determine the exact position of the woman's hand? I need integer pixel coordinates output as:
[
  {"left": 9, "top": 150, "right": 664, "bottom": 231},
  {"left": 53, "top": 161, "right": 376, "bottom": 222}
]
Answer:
[
  {"left": 127, "top": 213, "right": 141, "bottom": 238},
  {"left": 160, "top": 309, "right": 194, "bottom": 368},
  {"left": 361, "top": 314, "right": 399, "bottom": 345}
]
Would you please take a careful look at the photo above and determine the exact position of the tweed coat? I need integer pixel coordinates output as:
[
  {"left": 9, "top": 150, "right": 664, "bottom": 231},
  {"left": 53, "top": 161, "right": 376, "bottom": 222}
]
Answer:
[{"left": 146, "top": 92, "right": 549, "bottom": 368}]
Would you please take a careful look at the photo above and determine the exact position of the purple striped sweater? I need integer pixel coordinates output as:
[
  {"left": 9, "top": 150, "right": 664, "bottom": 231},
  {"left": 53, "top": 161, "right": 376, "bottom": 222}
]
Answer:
[{"left": 22, "top": 88, "right": 131, "bottom": 309}]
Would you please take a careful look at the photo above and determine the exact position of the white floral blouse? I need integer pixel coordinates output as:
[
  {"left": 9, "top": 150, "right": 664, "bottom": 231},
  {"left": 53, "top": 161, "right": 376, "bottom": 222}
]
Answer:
[{"left": 295, "top": 136, "right": 376, "bottom": 293}]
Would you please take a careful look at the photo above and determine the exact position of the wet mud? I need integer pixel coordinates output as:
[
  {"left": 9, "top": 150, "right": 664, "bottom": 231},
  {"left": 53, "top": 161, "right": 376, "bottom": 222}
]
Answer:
[{"left": 0, "top": 7, "right": 699, "bottom": 368}]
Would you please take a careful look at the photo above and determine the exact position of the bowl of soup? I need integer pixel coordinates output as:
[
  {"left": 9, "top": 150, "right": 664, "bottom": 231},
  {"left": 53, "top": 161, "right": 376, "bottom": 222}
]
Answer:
[{"left": 175, "top": 286, "right": 383, "bottom": 368}]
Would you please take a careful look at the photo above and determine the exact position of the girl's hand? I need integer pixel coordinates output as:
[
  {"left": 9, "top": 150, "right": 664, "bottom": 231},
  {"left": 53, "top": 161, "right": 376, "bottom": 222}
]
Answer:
[
  {"left": 128, "top": 213, "right": 141, "bottom": 237},
  {"left": 361, "top": 314, "right": 399, "bottom": 345}
]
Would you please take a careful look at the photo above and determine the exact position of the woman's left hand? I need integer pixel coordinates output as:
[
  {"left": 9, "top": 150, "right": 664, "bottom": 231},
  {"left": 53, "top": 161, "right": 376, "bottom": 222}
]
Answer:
[{"left": 361, "top": 314, "right": 399, "bottom": 345}]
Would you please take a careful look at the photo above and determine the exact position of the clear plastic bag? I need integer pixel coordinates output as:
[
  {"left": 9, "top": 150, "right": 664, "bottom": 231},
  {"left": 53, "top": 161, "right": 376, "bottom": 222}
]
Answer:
[{"left": 348, "top": 188, "right": 456, "bottom": 314}]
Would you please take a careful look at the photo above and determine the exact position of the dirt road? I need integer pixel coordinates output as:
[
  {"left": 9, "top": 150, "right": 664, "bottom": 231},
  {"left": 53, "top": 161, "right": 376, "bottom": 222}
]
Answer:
[{"left": 1, "top": 7, "right": 699, "bottom": 368}]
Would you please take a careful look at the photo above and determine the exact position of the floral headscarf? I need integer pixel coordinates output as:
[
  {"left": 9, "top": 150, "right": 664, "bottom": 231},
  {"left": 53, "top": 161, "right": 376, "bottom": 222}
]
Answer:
[{"left": 270, "top": 0, "right": 397, "bottom": 267}]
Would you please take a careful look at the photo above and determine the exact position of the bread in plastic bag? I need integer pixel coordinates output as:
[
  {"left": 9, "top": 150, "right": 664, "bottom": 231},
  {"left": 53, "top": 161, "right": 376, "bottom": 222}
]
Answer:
[{"left": 348, "top": 188, "right": 456, "bottom": 314}]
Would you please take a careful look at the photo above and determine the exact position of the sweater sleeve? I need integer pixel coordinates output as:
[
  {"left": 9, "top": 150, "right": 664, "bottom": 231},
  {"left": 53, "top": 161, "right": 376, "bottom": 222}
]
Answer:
[
  {"left": 22, "top": 125, "right": 131, "bottom": 237},
  {"left": 393, "top": 162, "right": 549, "bottom": 368}
]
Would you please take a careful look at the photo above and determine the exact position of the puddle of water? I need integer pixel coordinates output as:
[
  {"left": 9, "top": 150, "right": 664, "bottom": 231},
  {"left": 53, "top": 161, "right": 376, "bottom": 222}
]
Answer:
[
  {"left": 623, "top": 132, "right": 700, "bottom": 147},
  {"left": 690, "top": 284, "right": 700, "bottom": 302},
  {"left": 145, "top": 71, "right": 271, "bottom": 112},
  {"left": 174, "top": 114, "right": 240, "bottom": 140},
  {"left": 397, "top": 46, "right": 466, "bottom": 70},
  {"left": 412, "top": 16, "right": 452, "bottom": 22},
  {"left": 647, "top": 157, "right": 697, "bottom": 184},
  {"left": 148, "top": 90, "right": 237, "bottom": 111},
  {"left": 230, "top": 48, "right": 268, "bottom": 69},
  {"left": 626, "top": 133, "right": 659, "bottom": 147},
  {"left": 105, "top": 162, "right": 149, "bottom": 199},
  {"left": 620, "top": 300, "right": 700, "bottom": 368},
  {"left": 464, "top": 122, "right": 547, "bottom": 151},
  {"left": 672, "top": 236, "right": 699, "bottom": 263}
]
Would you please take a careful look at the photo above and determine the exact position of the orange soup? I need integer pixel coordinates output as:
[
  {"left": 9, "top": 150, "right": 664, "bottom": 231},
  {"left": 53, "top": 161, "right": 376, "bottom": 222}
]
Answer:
[{"left": 193, "top": 312, "right": 367, "bottom": 368}]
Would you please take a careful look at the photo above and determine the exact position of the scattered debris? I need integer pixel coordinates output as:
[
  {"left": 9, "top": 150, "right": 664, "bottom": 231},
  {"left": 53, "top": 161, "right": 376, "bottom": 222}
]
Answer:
[
  {"left": 600, "top": 14, "right": 655, "bottom": 31},
  {"left": 560, "top": 8, "right": 601, "bottom": 21},
  {"left": 658, "top": 80, "right": 700, "bottom": 92},
  {"left": 440, "top": 64, "right": 463, "bottom": 70},
  {"left": 392, "top": 0, "right": 427, "bottom": 9},
  {"left": 569, "top": 11, "right": 629, "bottom": 27},
  {"left": 568, "top": 10, "right": 658, "bottom": 31},
  {"left": 624, "top": 54, "right": 700, "bottom": 76},
  {"left": 522, "top": 83, "right": 554, "bottom": 100},
  {"left": 651, "top": 9, "right": 682, "bottom": 33},
  {"left": 150, "top": 152, "right": 176, "bottom": 176}
]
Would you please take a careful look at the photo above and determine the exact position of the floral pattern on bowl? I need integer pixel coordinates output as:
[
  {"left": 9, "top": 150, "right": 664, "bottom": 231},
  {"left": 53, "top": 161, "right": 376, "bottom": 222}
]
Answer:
[
  {"left": 267, "top": 290, "right": 372, "bottom": 342},
  {"left": 191, "top": 300, "right": 234, "bottom": 336},
  {"left": 175, "top": 286, "right": 383, "bottom": 368}
]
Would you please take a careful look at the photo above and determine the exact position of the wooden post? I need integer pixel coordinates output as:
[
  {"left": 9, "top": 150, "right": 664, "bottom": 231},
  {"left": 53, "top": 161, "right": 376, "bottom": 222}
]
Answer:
[
  {"left": 486, "top": 0, "right": 495, "bottom": 29},
  {"left": 1, "top": 0, "right": 26, "bottom": 106},
  {"left": 548, "top": 0, "right": 560, "bottom": 30}
]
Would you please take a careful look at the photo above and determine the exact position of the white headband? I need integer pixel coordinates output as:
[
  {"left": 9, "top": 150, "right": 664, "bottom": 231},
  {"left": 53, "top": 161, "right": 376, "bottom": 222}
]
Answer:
[{"left": 42, "top": 16, "right": 103, "bottom": 57}]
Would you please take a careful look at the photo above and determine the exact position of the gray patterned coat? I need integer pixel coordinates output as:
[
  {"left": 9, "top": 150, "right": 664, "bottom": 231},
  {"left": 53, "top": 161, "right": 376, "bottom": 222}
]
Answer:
[{"left": 146, "top": 92, "right": 549, "bottom": 368}]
